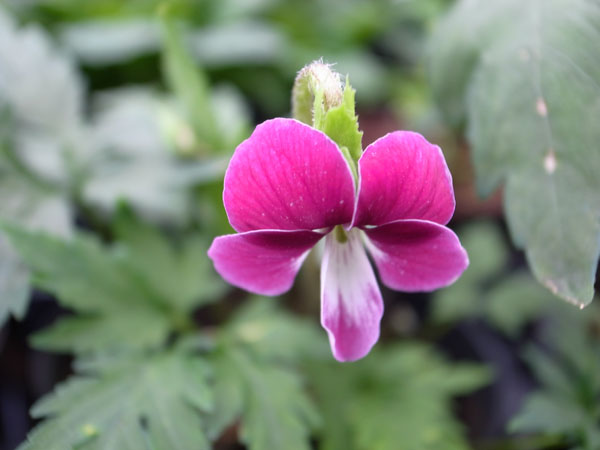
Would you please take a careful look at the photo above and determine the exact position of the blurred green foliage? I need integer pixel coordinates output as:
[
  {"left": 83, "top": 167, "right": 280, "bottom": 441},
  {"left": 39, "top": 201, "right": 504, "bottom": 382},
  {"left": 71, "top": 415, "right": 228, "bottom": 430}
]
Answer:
[
  {"left": 0, "top": 0, "right": 599, "bottom": 449},
  {"left": 309, "top": 344, "right": 490, "bottom": 450},
  {"left": 432, "top": 222, "right": 600, "bottom": 449},
  {"left": 432, "top": 223, "right": 556, "bottom": 336}
]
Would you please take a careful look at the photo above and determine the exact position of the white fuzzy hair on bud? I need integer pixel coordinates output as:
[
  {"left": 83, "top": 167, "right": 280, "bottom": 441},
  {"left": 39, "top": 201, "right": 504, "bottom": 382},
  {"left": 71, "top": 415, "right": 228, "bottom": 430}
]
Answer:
[{"left": 292, "top": 59, "right": 344, "bottom": 125}]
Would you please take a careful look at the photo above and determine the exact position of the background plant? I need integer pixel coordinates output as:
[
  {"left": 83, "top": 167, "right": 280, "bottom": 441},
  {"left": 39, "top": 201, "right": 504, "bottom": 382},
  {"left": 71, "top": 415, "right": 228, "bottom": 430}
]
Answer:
[{"left": 0, "top": 0, "right": 598, "bottom": 449}]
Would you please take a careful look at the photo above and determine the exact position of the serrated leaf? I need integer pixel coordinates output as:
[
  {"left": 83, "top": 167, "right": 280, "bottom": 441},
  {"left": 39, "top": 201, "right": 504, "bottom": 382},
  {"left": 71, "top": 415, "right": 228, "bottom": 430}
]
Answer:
[
  {"left": 208, "top": 348, "right": 319, "bottom": 450},
  {"left": 310, "top": 343, "right": 490, "bottom": 450},
  {"left": 4, "top": 227, "right": 155, "bottom": 313},
  {"left": 239, "top": 358, "right": 320, "bottom": 450},
  {"left": 431, "top": 0, "right": 600, "bottom": 305},
  {"left": 3, "top": 226, "right": 176, "bottom": 354},
  {"left": 206, "top": 299, "right": 322, "bottom": 448},
  {"left": 31, "top": 310, "right": 171, "bottom": 354},
  {"left": 321, "top": 80, "right": 363, "bottom": 162},
  {"left": 115, "top": 212, "right": 226, "bottom": 312},
  {"left": 224, "top": 297, "right": 327, "bottom": 363},
  {"left": 0, "top": 103, "right": 72, "bottom": 327},
  {"left": 19, "top": 351, "right": 212, "bottom": 450}
]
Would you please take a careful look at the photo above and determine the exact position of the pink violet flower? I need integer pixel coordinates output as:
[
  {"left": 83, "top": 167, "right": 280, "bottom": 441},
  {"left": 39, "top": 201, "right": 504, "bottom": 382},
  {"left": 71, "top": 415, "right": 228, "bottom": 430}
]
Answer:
[{"left": 208, "top": 118, "right": 468, "bottom": 362}]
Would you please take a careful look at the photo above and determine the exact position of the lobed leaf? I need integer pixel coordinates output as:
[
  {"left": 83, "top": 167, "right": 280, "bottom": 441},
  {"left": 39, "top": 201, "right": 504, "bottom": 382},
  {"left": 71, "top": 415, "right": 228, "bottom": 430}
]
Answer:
[
  {"left": 114, "top": 211, "right": 226, "bottom": 312},
  {"left": 310, "top": 343, "right": 490, "bottom": 450},
  {"left": 206, "top": 298, "right": 323, "bottom": 449},
  {"left": 4, "top": 219, "right": 225, "bottom": 354},
  {"left": 430, "top": 0, "right": 600, "bottom": 306},
  {"left": 19, "top": 351, "right": 212, "bottom": 450}
]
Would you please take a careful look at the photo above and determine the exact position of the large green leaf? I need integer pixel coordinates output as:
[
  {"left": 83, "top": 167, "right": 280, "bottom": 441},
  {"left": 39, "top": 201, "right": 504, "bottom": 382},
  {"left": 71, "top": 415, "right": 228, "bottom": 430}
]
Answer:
[
  {"left": 429, "top": 0, "right": 600, "bottom": 306},
  {"left": 18, "top": 351, "right": 212, "bottom": 450},
  {"left": 428, "top": 0, "right": 521, "bottom": 128}
]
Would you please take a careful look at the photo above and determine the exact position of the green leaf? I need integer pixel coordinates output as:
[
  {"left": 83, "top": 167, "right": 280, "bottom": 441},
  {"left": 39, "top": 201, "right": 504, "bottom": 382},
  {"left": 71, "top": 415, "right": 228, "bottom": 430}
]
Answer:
[
  {"left": 510, "top": 306, "right": 600, "bottom": 449},
  {"left": 509, "top": 392, "right": 590, "bottom": 435},
  {"left": 320, "top": 79, "right": 363, "bottom": 163},
  {"left": 206, "top": 298, "right": 322, "bottom": 448},
  {"left": 0, "top": 6, "right": 84, "bottom": 139},
  {"left": 203, "top": 351, "right": 244, "bottom": 441},
  {"left": 84, "top": 87, "right": 227, "bottom": 224},
  {"left": 223, "top": 297, "right": 327, "bottom": 363},
  {"left": 208, "top": 348, "right": 319, "bottom": 450},
  {"left": 3, "top": 226, "right": 156, "bottom": 314},
  {"left": 59, "top": 20, "right": 161, "bottom": 66},
  {"left": 0, "top": 156, "right": 72, "bottom": 326},
  {"left": 310, "top": 343, "right": 490, "bottom": 450},
  {"left": 431, "top": 222, "right": 509, "bottom": 324},
  {"left": 0, "top": 235, "right": 30, "bottom": 325},
  {"left": 428, "top": 0, "right": 521, "bottom": 127},
  {"left": 432, "top": 223, "right": 571, "bottom": 337},
  {"left": 114, "top": 211, "right": 226, "bottom": 312},
  {"left": 31, "top": 311, "right": 171, "bottom": 354},
  {"left": 4, "top": 226, "right": 173, "bottom": 353},
  {"left": 239, "top": 353, "right": 320, "bottom": 450},
  {"left": 430, "top": 0, "right": 600, "bottom": 305},
  {"left": 485, "top": 274, "right": 553, "bottom": 337},
  {"left": 5, "top": 214, "right": 226, "bottom": 353},
  {"left": 18, "top": 351, "right": 212, "bottom": 450},
  {"left": 161, "top": 13, "right": 223, "bottom": 151}
]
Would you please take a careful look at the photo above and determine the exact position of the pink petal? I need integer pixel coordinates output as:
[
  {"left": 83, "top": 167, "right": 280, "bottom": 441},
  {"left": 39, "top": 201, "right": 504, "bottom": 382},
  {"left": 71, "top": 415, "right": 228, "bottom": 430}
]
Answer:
[
  {"left": 208, "top": 229, "right": 323, "bottom": 295},
  {"left": 320, "top": 230, "right": 384, "bottom": 362},
  {"left": 364, "top": 219, "right": 468, "bottom": 292},
  {"left": 352, "top": 132, "right": 455, "bottom": 227},
  {"left": 224, "top": 118, "right": 355, "bottom": 232}
]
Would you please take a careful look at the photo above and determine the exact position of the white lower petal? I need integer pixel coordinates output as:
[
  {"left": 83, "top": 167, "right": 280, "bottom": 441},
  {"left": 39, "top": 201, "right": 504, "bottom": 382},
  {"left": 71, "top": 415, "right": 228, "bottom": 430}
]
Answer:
[{"left": 320, "top": 229, "right": 383, "bottom": 362}]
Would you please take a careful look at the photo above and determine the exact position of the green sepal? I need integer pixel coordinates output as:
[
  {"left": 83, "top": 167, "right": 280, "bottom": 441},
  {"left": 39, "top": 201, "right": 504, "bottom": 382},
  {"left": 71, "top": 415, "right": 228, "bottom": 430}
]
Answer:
[{"left": 319, "top": 78, "right": 363, "bottom": 178}]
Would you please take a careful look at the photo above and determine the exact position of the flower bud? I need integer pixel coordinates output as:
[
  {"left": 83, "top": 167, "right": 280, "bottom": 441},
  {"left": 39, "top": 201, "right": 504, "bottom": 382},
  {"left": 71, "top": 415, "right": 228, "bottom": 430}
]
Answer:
[{"left": 292, "top": 60, "right": 343, "bottom": 126}]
